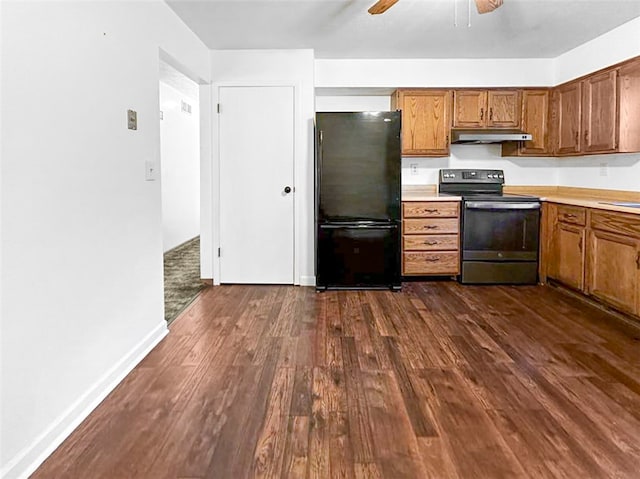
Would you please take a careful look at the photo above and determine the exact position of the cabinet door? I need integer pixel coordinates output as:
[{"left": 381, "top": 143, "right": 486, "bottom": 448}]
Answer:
[
  {"left": 395, "top": 90, "right": 451, "bottom": 157},
  {"left": 618, "top": 59, "right": 640, "bottom": 153},
  {"left": 453, "top": 90, "right": 487, "bottom": 128},
  {"left": 555, "top": 81, "right": 582, "bottom": 155},
  {"left": 587, "top": 230, "right": 639, "bottom": 314},
  {"left": 551, "top": 222, "right": 585, "bottom": 290},
  {"left": 582, "top": 69, "right": 618, "bottom": 153},
  {"left": 519, "top": 90, "right": 550, "bottom": 155},
  {"left": 487, "top": 90, "right": 521, "bottom": 128}
]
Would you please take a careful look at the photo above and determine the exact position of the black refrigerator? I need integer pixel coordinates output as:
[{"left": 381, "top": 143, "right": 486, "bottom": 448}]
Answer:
[{"left": 315, "top": 111, "right": 401, "bottom": 291}]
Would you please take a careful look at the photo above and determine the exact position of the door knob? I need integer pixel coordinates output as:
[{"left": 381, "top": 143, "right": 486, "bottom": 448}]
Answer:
[{"left": 284, "top": 186, "right": 292, "bottom": 194}]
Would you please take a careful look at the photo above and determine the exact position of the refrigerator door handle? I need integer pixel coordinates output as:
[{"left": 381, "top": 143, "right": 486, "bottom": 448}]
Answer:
[{"left": 317, "top": 129, "right": 323, "bottom": 211}]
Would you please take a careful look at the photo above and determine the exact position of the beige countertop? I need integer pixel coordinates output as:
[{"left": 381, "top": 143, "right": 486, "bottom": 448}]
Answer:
[
  {"left": 402, "top": 184, "right": 640, "bottom": 215},
  {"left": 504, "top": 186, "right": 640, "bottom": 216},
  {"left": 538, "top": 195, "right": 640, "bottom": 216},
  {"left": 401, "top": 185, "right": 461, "bottom": 202}
]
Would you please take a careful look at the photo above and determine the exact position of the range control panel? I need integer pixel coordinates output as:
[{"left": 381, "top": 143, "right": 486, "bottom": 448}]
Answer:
[{"left": 439, "top": 169, "right": 505, "bottom": 184}]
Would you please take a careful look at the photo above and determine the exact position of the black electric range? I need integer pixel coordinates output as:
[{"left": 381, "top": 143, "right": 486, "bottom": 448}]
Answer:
[{"left": 439, "top": 169, "right": 541, "bottom": 284}]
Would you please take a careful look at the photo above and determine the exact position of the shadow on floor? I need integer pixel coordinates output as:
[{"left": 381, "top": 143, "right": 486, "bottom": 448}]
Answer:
[{"left": 163, "top": 236, "right": 207, "bottom": 324}]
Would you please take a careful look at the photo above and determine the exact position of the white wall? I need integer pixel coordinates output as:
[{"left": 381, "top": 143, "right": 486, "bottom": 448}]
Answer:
[
  {"left": 555, "top": 154, "right": 640, "bottom": 191},
  {"left": 207, "top": 49, "right": 316, "bottom": 286},
  {"left": 315, "top": 95, "right": 390, "bottom": 112},
  {"left": 0, "top": 2, "right": 210, "bottom": 478},
  {"left": 554, "top": 16, "right": 640, "bottom": 85},
  {"left": 401, "top": 146, "right": 557, "bottom": 186},
  {"left": 553, "top": 15, "right": 640, "bottom": 192},
  {"left": 315, "top": 58, "right": 555, "bottom": 89},
  {"left": 160, "top": 82, "right": 200, "bottom": 252}
]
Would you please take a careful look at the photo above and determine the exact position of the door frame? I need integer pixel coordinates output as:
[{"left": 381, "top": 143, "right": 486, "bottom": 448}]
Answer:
[{"left": 210, "top": 81, "right": 303, "bottom": 285}]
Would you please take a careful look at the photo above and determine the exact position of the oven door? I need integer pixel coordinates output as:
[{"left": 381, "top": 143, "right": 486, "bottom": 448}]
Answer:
[{"left": 462, "top": 201, "right": 541, "bottom": 261}]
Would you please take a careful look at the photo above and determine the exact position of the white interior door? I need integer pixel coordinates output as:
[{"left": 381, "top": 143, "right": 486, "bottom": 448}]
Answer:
[{"left": 219, "top": 86, "right": 295, "bottom": 284}]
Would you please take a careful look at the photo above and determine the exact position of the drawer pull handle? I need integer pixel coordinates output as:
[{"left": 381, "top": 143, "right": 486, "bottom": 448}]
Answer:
[
  {"left": 425, "top": 258, "right": 441, "bottom": 262},
  {"left": 424, "top": 225, "right": 438, "bottom": 230},
  {"left": 424, "top": 240, "right": 439, "bottom": 245},
  {"left": 480, "top": 108, "right": 484, "bottom": 121},
  {"left": 423, "top": 209, "right": 439, "bottom": 214},
  {"left": 564, "top": 214, "right": 576, "bottom": 218}
]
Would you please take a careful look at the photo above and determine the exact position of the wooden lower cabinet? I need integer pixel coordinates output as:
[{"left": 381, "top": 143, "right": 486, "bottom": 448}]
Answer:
[
  {"left": 546, "top": 204, "right": 587, "bottom": 291},
  {"left": 554, "top": 223, "right": 586, "bottom": 291},
  {"left": 402, "top": 201, "right": 460, "bottom": 276},
  {"left": 545, "top": 202, "right": 640, "bottom": 318},
  {"left": 587, "top": 229, "right": 640, "bottom": 314}
]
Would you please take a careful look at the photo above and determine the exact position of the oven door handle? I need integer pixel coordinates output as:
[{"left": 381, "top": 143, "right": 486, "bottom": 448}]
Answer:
[{"left": 465, "top": 202, "right": 541, "bottom": 210}]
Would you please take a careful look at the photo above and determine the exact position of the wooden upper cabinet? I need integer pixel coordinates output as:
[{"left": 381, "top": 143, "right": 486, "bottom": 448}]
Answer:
[
  {"left": 452, "top": 90, "right": 487, "bottom": 128},
  {"left": 555, "top": 80, "right": 582, "bottom": 155},
  {"left": 502, "top": 89, "right": 551, "bottom": 157},
  {"left": 392, "top": 89, "right": 452, "bottom": 157},
  {"left": 582, "top": 69, "right": 618, "bottom": 153},
  {"left": 618, "top": 59, "right": 640, "bottom": 153},
  {"left": 487, "top": 90, "right": 521, "bottom": 128},
  {"left": 453, "top": 89, "right": 520, "bottom": 128},
  {"left": 520, "top": 90, "right": 550, "bottom": 154}
]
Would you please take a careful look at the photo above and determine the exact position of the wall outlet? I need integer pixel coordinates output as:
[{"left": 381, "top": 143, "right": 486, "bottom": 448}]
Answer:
[
  {"left": 410, "top": 163, "right": 419, "bottom": 176},
  {"left": 599, "top": 162, "right": 609, "bottom": 177}
]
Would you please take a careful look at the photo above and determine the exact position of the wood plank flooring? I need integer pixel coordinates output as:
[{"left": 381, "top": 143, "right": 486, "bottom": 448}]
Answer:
[{"left": 32, "top": 282, "right": 640, "bottom": 478}]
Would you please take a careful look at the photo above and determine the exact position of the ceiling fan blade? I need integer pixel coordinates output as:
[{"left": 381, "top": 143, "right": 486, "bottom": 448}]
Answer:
[
  {"left": 474, "top": 0, "right": 504, "bottom": 14},
  {"left": 368, "top": 0, "right": 399, "bottom": 15}
]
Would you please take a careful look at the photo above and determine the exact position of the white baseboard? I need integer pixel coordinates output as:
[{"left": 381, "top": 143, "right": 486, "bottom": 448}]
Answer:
[
  {"left": 1, "top": 321, "right": 168, "bottom": 479},
  {"left": 299, "top": 275, "right": 316, "bottom": 287}
]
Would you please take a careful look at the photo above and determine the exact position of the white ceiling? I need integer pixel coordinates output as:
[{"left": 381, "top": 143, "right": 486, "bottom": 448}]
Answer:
[{"left": 166, "top": 0, "right": 640, "bottom": 59}]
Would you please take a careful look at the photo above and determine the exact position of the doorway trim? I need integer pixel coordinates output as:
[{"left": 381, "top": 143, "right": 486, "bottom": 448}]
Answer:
[{"left": 210, "top": 80, "right": 303, "bottom": 286}]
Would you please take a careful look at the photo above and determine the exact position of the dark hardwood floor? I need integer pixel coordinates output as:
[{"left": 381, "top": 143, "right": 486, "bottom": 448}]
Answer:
[{"left": 32, "top": 282, "right": 640, "bottom": 478}]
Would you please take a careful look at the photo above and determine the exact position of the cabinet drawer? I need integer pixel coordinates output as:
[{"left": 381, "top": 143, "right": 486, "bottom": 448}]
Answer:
[
  {"left": 557, "top": 205, "right": 586, "bottom": 226},
  {"left": 590, "top": 210, "right": 640, "bottom": 239},
  {"left": 403, "top": 218, "right": 459, "bottom": 235},
  {"left": 403, "top": 234, "right": 459, "bottom": 251},
  {"left": 402, "top": 201, "right": 459, "bottom": 218},
  {"left": 403, "top": 252, "right": 459, "bottom": 275}
]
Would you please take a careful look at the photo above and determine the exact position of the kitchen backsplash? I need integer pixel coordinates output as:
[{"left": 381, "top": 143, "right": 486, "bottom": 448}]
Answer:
[
  {"left": 401, "top": 144, "right": 557, "bottom": 186},
  {"left": 402, "top": 145, "right": 640, "bottom": 192}
]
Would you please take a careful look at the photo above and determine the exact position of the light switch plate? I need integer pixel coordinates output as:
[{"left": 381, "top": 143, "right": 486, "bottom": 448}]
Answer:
[
  {"left": 145, "top": 160, "right": 157, "bottom": 181},
  {"left": 127, "top": 109, "right": 137, "bottom": 130}
]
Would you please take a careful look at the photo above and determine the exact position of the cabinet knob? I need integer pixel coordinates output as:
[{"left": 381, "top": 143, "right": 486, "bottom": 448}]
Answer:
[
  {"left": 284, "top": 186, "right": 292, "bottom": 194},
  {"left": 480, "top": 108, "right": 484, "bottom": 121},
  {"left": 489, "top": 108, "right": 493, "bottom": 120},
  {"left": 636, "top": 252, "right": 640, "bottom": 269}
]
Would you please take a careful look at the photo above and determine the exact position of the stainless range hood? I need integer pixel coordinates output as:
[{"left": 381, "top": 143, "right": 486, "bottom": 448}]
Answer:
[{"left": 451, "top": 129, "right": 533, "bottom": 144}]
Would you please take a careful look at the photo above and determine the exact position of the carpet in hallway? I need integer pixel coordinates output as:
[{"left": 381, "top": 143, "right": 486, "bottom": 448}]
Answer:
[{"left": 163, "top": 236, "right": 206, "bottom": 323}]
